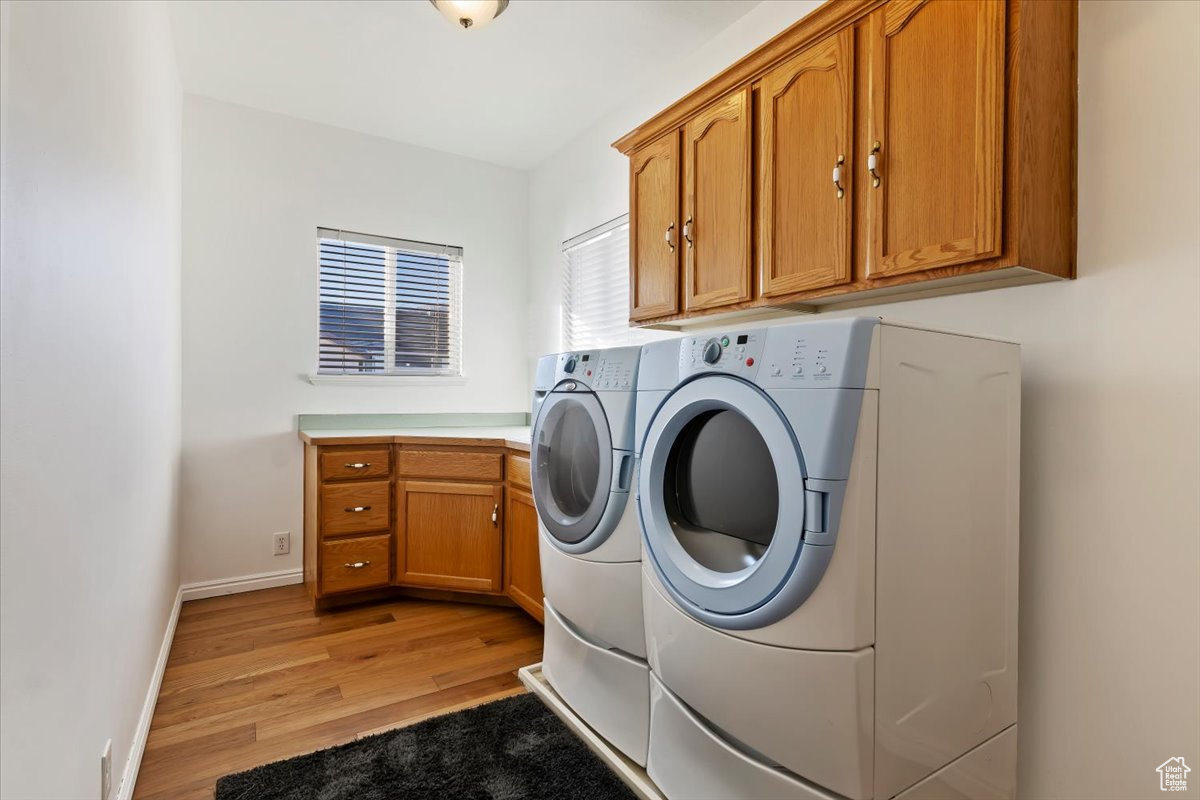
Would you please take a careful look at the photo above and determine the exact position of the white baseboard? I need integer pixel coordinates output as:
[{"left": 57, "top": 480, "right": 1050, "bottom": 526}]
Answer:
[
  {"left": 180, "top": 567, "right": 304, "bottom": 601},
  {"left": 116, "top": 586, "right": 182, "bottom": 800},
  {"left": 113, "top": 569, "right": 304, "bottom": 798}
]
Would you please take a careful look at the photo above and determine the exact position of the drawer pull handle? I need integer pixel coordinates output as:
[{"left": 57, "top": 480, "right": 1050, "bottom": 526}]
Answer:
[
  {"left": 868, "top": 141, "right": 882, "bottom": 188},
  {"left": 343, "top": 561, "right": 371, "bottom": 569},
  {"left": 344, "top": 462, "right": 371, "bottom": 469},
  {"left": 682, "top": 216, "right": 693, "bottom": 247},
  {"left": 832, "top": 154, "right": 845, "bottom": 199},
  {"left": 491, "top": 504, "right": 499, "bottom": 526},
  {"left": 665, "top": 223, "right": 675, "bottom": 253},
  {"left": 345, "top": 505, "right": 371, "bottom": 513}
]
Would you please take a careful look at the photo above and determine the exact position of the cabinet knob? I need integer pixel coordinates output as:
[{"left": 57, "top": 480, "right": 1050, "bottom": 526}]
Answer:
[
  {"left": 868, "top": 141, "right": 882, "bottom": 188},
  {"left": 665, "top": 223, "right": 675, "bottom": 253},
  {"left": 345, "top": 505, "right": 371, "bottom": 513},
  {"left": 833, "top": 154, "right": 846, "bottom": 199},
  {"left": 344, "top": 462, "right": 370, "bottom": 469},
  {"left": 683, "top": 217, "right": 693, "bottom": 247},
  {"left": 491, "top": 504, "right": 499, "bottom": 526},
  {"left": 343, "top": 561, "right": 371, "bottom": 569}
]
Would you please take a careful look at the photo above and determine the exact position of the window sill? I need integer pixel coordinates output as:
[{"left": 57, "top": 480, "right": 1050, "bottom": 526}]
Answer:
[{"left": 307, "top": 374, "right": 468, "bottom": 387}]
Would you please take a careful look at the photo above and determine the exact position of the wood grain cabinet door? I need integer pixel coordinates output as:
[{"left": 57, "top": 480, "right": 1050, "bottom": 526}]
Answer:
[
  {"left": 629, "top": 132, "right": 681, "bottom": 321},
  {"left": 759, "top": 28, "right": 855, "bottom": 298},
  {"left": 504, "top": 487, "right": 543, "bottom": 623},
  {"left": 865, "top": 0, "right": 1006, "bottom": 278},
  {"left": 396, "top": 481, "right": 503, "bottom": 593},
  {"left": 683, "top": 87, "right": 752, "bottom": 311}
]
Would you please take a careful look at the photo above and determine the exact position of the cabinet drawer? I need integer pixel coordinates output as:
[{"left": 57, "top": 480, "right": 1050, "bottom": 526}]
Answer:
[
  {"left": 321, "top": 480, "right": 391, "bottom": 536},
  {"left": 320, "top": 534, "right": 390, "bottom": 595},
  {"left": 320, "top": 447, "right": 390, "bottom": 481},
  {"left": 507, "top": 453, "right": 531, "bottom": 491},
  {"left": 397, "top": 449, "right": 503, "bottom": 482}
]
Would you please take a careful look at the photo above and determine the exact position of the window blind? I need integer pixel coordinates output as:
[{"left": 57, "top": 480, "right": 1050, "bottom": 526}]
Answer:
[
  {"left": 562, "top": 216, "right": 667, "bottom": 351},
  {"left": 319, "top": 228, "right": 463, "bottom": 376}
]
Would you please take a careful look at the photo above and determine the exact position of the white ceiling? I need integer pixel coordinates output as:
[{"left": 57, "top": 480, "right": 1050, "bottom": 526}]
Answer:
[{"left": 168, "top": 0, "right": 760, "bottom": 169}]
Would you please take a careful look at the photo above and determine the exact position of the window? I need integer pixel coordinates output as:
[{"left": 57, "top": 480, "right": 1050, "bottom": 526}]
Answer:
[
  {"left": 562, "top": 215, "right": 666, "bottom": 350},
  {"left": 318, "top": 228, "right": 463, "bottom": 377}
]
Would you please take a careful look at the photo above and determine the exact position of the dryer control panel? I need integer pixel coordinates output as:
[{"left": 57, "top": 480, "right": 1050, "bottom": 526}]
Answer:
[
  {"left": 553, "top": 346, "right": 640, "bottom": 391},
  {"left": 679, "top": 331, "right": 767, "bottom": 379},
  {"left": 677, "top": 318, "right": 878, "bottom": 389}
]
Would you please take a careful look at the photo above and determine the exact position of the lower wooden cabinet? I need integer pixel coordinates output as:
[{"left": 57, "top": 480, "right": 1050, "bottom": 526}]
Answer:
[
  {"left": 303, "top": 440, "right": 543, "bottom": 623},
  {"left": 504, "top": 486, "right": 544, "bottom": 623},
  {"left": 396, "top": 480, "right": 503, "bottom": 593}
]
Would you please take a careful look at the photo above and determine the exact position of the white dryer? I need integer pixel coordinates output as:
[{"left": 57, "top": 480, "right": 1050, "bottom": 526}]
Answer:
[
  {"left": 635, "top": 318, "right": 1020, "bottom": 800},
  {"left": 531, "top": 346, "right": 649, "bottom": 766}
]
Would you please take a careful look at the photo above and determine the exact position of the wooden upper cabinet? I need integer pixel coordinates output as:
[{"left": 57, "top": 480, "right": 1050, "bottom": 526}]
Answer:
[
  {"left": 630, "top": 133, "right": 680, "bottom": 321},
  {"left": 865, "top": 0, "right": 1006, "bottom": 278},
  {"left": 759, "top": 29, "right": 855, "bottom": 298},
  {"left": 684, "top": 87, "right": 752, "bottom": 311}
]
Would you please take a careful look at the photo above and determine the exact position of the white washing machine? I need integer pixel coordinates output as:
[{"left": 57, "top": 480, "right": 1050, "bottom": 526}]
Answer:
[
  {"left": 531, "top": 346, "right": 650, "bottom": 766},
  {"left": 635, "top": 318, "right": 1020, "bottom": 800}
]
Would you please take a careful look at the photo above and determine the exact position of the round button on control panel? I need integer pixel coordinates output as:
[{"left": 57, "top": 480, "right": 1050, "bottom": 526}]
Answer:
[{"left": 702, "top": 339, "right": 723, "bottom": 365}]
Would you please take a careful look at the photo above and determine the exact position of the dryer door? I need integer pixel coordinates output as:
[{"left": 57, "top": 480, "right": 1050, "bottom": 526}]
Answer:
[
  {"left": 639, "top": 374, "right": 832, "bottom": 630},
  {"left": 531, "top": 386, "right": 616, "bottom": 551}
]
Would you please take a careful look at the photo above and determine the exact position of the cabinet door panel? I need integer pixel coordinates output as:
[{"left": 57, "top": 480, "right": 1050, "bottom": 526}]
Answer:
[
  {"left": 396, "top": 481, "right": 502, "bottom": 593},
  {"left": 504, "top": 487, "right": 543, "bottom": 623},
  {"left": 759, "top": 29, "right": 855, "bottom": 297},
  {"left": 630, "top": 132, "right": 680, "bottom": 321},
  {"left": 684, "top": 87, "right": 752, "bottom": 311},
  {"left": 867, "top": 0, "right": 1005, "bottom": 277}
]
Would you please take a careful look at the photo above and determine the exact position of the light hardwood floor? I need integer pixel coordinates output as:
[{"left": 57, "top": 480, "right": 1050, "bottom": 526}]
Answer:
[{"left": 133, "top": 585, "right": 544, "bottom": 799}]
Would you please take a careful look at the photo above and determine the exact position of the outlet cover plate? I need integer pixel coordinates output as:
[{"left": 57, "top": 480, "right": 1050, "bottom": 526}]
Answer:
[{"left": 273, "top": 531, "right": 291, "bottom": 555}]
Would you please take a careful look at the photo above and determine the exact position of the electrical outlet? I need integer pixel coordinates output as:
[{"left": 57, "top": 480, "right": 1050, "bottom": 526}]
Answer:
[
  {"left": 101, "top": 739, "right": 112, "bottom": 800},
  {"left": 273, "top": 531, "right": 290, "bottom": 555}
]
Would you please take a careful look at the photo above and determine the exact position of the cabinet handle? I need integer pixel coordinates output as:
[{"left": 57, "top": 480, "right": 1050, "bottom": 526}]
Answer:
[
  {"left": 682, "top": 216, "right": 693, "bottom": 247},
  {"left": 868, "top": 141, "right": 882, "bottom": 188},
  {"left": 343, "top": 561, "right": 371, "bottom": 569},
  {"left": 665, "top": 223, "right": 675, "bottom": 253},
  {"left": 833, "top": 154, "right": 846, "bottom": 199},
  {"left": 344, "top": 462, "right": 370, "bottom": 469},
  {"left": 345, "top": 505, "right": 371, "bottom": 513},
  {"left": 491, "top": 504, "right": 499, "bottom": 526}
]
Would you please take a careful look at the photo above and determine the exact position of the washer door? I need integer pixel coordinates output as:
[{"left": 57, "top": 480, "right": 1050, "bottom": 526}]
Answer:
[
  {"left": 531, "top": 387, "right": 614, "bottom": 549},
  {"left": 639, "top": 375, "right": 831, "bottom": 629}
]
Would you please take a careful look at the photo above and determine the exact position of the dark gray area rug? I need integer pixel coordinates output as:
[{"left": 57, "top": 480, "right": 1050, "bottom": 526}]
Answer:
[{"left": 215, "top": 693, "right": 637, "bottom": 800}]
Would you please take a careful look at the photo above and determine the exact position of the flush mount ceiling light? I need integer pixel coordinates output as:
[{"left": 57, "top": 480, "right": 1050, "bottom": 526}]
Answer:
[{"left": 429, "top": 0, "right": 510, "bottom": 30}]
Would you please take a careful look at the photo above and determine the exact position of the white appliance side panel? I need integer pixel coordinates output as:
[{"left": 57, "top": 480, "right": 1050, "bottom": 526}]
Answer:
[
  {"left": 540, "top": 527, "right": 646, "bottom": 658},
  {"left": 647, "top": 673, "right": 842, "bottom": 800},
  {"left": 722, "top": 390, "right": 878, "bottom": 651},
  {"left": 644, "top": 571, "right": 875, "bottom": 800},
  {"left": 891, "top": 725, "right": 1017, "bottom": 800},
  {"left": 874, "top": 325, "right": 1021, "bottom": 800},
  {"left": 542, "top": 600, "right": 650, "bottom": 767},
  {"left": 634, "top": 390, "right": 669, "bottom": 454},
  {"left": 598, "top": 389, "right": 636, "bottom": 450}
]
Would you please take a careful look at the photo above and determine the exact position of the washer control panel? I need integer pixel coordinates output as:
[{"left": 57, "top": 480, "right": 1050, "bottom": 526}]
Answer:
[{"left": 555, "top": 347, "right": 640, "bottom": 390}]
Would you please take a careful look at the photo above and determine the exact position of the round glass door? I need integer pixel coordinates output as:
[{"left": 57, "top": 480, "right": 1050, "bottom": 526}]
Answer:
[
  {"left": 639, "top": 375, "right": 809, "bottom": 624},
  {"left": 531, "top": 389, "right": 613, "bottom": 546},
  {"left": 663, "top": 408, "right": 780, "bottom": 573}
]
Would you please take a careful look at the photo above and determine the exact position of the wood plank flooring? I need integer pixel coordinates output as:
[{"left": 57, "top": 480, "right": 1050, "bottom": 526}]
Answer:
[{"left": 133, "top": 585, "right": 544, "bottom": 800}]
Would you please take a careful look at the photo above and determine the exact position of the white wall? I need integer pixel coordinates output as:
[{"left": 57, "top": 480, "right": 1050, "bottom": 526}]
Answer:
[
  {"left": 527, "top": 2, "right": 1200, "bottom": 798},
  {"left": 0, "top": 2, "right": 183, "bottom": 798},
  {"left": 180, "top": 97, "right": 529, "bottom": 584}
]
